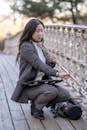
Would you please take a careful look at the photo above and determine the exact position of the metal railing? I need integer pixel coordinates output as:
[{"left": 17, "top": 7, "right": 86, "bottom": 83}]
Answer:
[{"left": 44, "top": 24, "right": 87, "bottom": 97}]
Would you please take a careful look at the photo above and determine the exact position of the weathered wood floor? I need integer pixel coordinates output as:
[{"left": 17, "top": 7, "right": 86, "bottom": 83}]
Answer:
[{"left": 0, "top": 53, "right": 87, "bottom": 130}]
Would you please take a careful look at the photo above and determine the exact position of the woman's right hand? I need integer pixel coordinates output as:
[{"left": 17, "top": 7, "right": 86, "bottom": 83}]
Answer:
[{"left": 56, "top": 72, "right": 70, "bottom": 79}]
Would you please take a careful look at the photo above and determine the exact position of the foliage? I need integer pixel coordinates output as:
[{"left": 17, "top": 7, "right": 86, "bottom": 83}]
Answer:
[{"left": 10, "top": 0, "right": 85, "bottom": 24}]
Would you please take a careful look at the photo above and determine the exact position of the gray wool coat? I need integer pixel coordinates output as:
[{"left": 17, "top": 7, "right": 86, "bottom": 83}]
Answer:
[{"left": 11, "top": 41, "right": 58, "bottom": 103}]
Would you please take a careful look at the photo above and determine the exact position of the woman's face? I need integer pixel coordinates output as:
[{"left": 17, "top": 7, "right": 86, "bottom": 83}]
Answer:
[{"left": 32, "top": 24, "right": 44, "bottom": 42}]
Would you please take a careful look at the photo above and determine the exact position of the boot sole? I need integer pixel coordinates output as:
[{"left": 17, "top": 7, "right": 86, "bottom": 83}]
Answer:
[{"left": 31, "top": 113, "right": 45, "bottom": 120}]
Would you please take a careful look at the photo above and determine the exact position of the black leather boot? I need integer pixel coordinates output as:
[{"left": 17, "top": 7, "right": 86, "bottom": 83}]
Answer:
[{"left": 31, "top": 101, "right": 45, "bottom": 120}]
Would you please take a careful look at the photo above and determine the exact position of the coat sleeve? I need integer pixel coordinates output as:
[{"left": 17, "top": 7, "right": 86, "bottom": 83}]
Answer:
[
  {"left": 41, "top": 44, "right": 56, "bottom": 68},
  {"left": 20, "top": 43, "right": 58, "bottom": 76}
]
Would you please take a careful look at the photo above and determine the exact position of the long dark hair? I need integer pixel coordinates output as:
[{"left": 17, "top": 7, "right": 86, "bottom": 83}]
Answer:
[{"left": 16, "top": 18, "right": 45, "bottom": 62}]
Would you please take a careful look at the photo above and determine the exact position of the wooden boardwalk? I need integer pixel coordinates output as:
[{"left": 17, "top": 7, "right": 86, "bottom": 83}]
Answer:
[{"left": 0, "top": 53, "right": 87, "bottom": 130}]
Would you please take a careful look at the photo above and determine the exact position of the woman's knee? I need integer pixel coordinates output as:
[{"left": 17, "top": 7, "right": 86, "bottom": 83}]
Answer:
[
  {"left": 57, "top": 86, "right": 71, "bottom": 100},
  {"left": 43, "top": 85, "right": 58, "bottom": 99}
]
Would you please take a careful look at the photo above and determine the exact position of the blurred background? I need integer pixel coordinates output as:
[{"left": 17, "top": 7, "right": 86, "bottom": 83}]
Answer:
[{"left": 0, "top": 0, "right": 87, "bottom": 50}]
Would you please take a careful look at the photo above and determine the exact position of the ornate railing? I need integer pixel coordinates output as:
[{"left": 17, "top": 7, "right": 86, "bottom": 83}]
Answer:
[
  {"left": 44, "top": 24, "right": 87, "bottom": 98},
  {"left": 4, "top": 24, "right": 87, "bottom": 97}
]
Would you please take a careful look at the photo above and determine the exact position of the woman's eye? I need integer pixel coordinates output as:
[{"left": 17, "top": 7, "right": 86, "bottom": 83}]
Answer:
[
  {"left": 36, "top": 29, "right": 43, "bottom": 33},
  {"left": 36, "top": 30, "right": 40, "bottom": 33}
]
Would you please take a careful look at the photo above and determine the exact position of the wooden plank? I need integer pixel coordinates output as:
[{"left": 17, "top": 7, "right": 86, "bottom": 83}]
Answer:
[
  {"left": 69, "top": 118, "right": 87, "bottom": 130},
  {"left": 41, "top": 107, "right": 61, "bottom": 130},
  {"left": 55, "top": 117, "right": 75, "bottom": 130},
  {"left": 4, "top": 54, "right": 19, "bottom": 74},
  {"left": 0, "top": 99, "right": 15, "bottom": 130},
  {"left": 0, "top": 59, "right": 15, "bottom": 130},
  {"left": 0, "top": 57, "right": 20, "bottom": 110},
  {"left": 21, "top": 103, "right": 45, "bottom": 130},
  {"left": 0, "top": 78, "right": 6, "bottom": 100},
  {"left": 0, "top": 77, "right": 14, "bottom": 130},
  {"left": 0, "top": 118, "right": 4, "bottom": 130},
  {"left": 13, "top": 120, "right": 30, "bottom": 130},
  {"left": 82, "top": 110, "right": 87, "bottom": 122},
  {"left": 0, "top": 54, "right": 45, "bottom": 130},
  {"left": 0, "top": 56, "right": 30, "bottom": 130}
]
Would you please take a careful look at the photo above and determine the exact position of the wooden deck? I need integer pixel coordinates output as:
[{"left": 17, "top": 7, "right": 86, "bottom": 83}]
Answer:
[{"left": 0, "top": 52, "right": 87, "bottom": 130}]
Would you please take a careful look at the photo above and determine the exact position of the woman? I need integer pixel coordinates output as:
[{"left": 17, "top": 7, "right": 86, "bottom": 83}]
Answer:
[{"left": 11, "top": 18, "right": 71, "bottom": 120}]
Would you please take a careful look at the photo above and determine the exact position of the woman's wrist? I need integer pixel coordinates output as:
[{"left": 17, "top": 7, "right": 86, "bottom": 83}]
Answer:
[
  {"left": 56, "top": 72, "right": 59, "bottom": 77},
  {"left": 56, "top": 72, "right": 63, "bottom": 78}
]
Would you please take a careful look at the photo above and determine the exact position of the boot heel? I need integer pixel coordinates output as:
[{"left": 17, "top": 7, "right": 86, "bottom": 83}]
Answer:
[{"left": 31, "top": 102, "right": 45, "bottom": 120}]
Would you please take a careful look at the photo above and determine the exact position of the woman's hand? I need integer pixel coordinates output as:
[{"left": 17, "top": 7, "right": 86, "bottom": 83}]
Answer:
[
  {"left": 56, "top": 72, "right": 70, "bottom": 79},
  {"left": 48, "top": 54, "right": 56, "bottom": 63}
]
